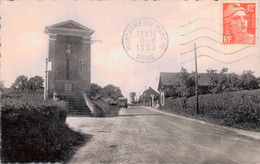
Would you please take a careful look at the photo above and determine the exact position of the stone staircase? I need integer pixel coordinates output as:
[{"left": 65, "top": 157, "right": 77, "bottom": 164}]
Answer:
[{"left": 57, "top": 93, "right": 93, "bottom": 116}]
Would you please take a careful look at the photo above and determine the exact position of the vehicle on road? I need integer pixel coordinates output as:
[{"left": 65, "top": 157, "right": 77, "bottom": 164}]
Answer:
[
  {"left": 118, "top": 97, "right": 128, "bottom": 108},
  {"left": 109, "top": 99, "right": 118, "bottom": 106}
]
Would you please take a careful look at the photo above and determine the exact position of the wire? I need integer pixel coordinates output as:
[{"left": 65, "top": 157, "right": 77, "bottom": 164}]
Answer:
[{"left": 181, "top": 54, "right": 260, "bottom": 64}]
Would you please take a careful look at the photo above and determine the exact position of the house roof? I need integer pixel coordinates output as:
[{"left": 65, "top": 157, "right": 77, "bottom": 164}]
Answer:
[
  {"left": 142, "top": 87, "right": 160, "bottom": 97},
  {"left": 159, "top": 72, "right": 211, "bottom": 87},
  {"left": 160, "top": 72, "right": 179, "bottom": 86}
]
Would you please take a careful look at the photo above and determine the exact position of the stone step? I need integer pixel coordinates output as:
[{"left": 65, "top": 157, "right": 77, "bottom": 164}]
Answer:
[{"left": 57, "top": 93, "right": 92, "bottom": 116}]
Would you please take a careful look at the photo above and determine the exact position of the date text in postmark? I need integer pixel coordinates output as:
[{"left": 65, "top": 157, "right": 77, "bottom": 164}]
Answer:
[
  {"left": 122, "top": 17, "right": 168, "bottom": 63},
  {"left": 223, "top": 2, "right": 256, "bottom": 45}
]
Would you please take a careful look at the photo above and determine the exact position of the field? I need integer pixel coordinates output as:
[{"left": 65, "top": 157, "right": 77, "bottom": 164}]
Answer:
[{"left": 160, "top": 89, "right": 260, "bottom": 131}]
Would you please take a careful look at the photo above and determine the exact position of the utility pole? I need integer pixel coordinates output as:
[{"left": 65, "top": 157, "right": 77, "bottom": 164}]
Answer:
[
  {"left": 44, "top": 58, "right": 48, "bottom": 101},
  {"left": 194, "top": 43, "right": 199, "bottom": 114}
]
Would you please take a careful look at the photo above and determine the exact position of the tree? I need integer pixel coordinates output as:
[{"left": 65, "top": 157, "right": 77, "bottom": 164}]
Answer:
[
  {"left": 227, "top": 73, "right": 239, "bottom": 92},
  {"left": 102, "top": 84, "right": 123, "bottom": 100},
  {"left": 176, "top": 67, "right": 195, "bottom": 98},
  {"left": 208, "top": 68, "right": 259, "bottom": 93},
  {"left": 26, "top": 76, "right": 44, "bottom": 93},
  {"left": 10, "top": 75, "right": 44, "bottom": 93},
  {"left": 11, "top": 75, "right": 28, "bottom": 91},
  {"left": 0, "top": 80, "right": 4, "bottom": 91},
  {"left": 207, "top": 69, "right": 218, "bottom": 94},
  {"left": 218, "top": 68, "right": 229, "bottom": 93},
  {"left": 238, "top": 70, "right": 259, "bottom": 90},
  {"left": 257, "top": 77, "right": 260, "bottom": 86},
  {"left": 90, "top": 83, "right": 102, "bottom": 99},
  {"left": 174, "top": 67, "right": 195, "bottom": 108},
  {"left": 207, "top": 67, "right": 231, "bottom": 94}
]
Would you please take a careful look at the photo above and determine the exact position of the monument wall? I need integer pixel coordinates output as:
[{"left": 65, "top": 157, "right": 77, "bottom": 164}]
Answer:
[{"left": 45, "top": 20, "right": 94, "bottom": 96}]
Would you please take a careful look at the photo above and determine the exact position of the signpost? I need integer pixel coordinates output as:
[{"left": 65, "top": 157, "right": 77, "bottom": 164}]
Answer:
[{"left": 44, "top": 58, "right": 48, "bottom": 101}]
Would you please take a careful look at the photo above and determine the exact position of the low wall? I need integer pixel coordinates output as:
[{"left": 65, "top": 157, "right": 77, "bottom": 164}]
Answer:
[{"left": 82, "top": 92, "right": 103, "bottom": 117}]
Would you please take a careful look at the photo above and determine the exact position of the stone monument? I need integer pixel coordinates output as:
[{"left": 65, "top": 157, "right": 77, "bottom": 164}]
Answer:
[{"left": 44, "top": 20, "right": 94, "bottom": 97}]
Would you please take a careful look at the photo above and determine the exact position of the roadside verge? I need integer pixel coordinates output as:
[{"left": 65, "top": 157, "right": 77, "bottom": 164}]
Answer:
[{"left": 142, "top": 106, "right": 260, "bottom": 141}]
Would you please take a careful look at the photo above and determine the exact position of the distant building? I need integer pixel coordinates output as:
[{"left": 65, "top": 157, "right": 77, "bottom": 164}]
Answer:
[
  {"left": 158, "top": 72, "right": 211, "bottom": 97},
  {"left": 129, "top": 92, "right": 136, "bottom": 105},
  {"left": 139, "top": 87, "right": 160, "bottom": 106}
]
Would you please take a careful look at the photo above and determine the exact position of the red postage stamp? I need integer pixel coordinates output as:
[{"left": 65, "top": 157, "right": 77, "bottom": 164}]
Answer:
[{"left": 223, "top": 2, "right": 256, "bottom": 45}]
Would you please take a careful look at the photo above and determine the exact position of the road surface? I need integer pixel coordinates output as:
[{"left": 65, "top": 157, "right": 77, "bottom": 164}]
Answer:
[{"left": 67, "top": 106, "right": 260, "bottom": 163}]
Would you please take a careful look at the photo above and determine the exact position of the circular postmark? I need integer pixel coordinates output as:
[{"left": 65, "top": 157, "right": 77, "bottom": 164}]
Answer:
[{"left": 122, "top": 17, "right": 168, "bottom": 63}]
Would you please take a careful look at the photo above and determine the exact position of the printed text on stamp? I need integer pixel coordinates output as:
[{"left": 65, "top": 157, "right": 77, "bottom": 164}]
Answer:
[{"left": 122, "top": 17, "right": 168, "bottom": 63}]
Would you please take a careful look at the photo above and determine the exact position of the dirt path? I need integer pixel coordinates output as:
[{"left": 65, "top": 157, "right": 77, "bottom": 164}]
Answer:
[{"left": 67, "top": 106, "right": 260, "bottom": 163}]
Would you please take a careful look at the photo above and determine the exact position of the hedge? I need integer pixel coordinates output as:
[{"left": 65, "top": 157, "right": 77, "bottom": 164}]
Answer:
[
  {"left": 1, "top": 94, "right": 87, "bottom": 163},
  {"left": 164, "top": 89, "right": 260, "bottom": 130}
]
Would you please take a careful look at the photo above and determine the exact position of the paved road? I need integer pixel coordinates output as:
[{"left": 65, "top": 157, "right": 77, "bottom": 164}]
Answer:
[{"left": 67, "top": 106, "right": 260, "bottom": 163}]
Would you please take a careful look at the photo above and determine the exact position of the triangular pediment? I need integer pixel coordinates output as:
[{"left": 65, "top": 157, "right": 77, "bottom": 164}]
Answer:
[
  {"left": 45, "top": 20, "right": 94, "bottom": 36},
  {"left": 56, "top": 22, "right": 86, "bottom": 30}
]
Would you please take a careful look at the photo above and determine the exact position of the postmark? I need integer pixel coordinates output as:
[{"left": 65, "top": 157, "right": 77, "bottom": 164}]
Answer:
[
  {"left": 223, "top": 2, "right": 256, "bottom": 45},
  {"left": 122, "top": 17, "right": 168, "bottom": 63}
]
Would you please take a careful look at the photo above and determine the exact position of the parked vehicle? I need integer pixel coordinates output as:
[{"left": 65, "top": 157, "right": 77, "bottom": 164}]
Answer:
[
  {"left": 109, "top": 99, "right": 118, "bottom": 106},
  {"left": 118, "top": 97, "right": 128, "bottom": 108}
]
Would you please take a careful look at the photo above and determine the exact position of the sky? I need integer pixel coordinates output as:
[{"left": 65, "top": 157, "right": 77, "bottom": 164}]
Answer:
[{"left": 1, "top": 0, "right": 259, "bottom": 99}]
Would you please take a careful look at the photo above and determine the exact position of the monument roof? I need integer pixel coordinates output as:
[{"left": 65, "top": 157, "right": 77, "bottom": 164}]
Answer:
[{"left": 45, "top": 20, "right": 95, "bottom": 37}]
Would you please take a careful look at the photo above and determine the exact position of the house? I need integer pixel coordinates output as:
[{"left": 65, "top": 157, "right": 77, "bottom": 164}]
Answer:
[
  {"left": 139, "top": 87, "right": 160, "bottom": 106},
  {"left": 158, "top": 72, "right": 211, "bottom": 97}
]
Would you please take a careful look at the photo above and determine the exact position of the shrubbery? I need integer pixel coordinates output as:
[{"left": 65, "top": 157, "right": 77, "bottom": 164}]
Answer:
[
  {"left": 207, "top": 68, "right": 259, "bottom": 94},
  {"left": 164, "top": 89, "right": 260, "bottom": 130},
  {"left": 89, "top": 83, "right": 122, "bottom": 117},
  {"left": 1, "top": 93, "right": 87, "bottom": 163},
  {"left": 167, "top": 67, "right": 260, "bottom": 98},
  {"left": 10, "top": 75, "right": 44, "bottom": 94},
  {"left": 90, "top": 83, "right": 123, "bottom": 100}
]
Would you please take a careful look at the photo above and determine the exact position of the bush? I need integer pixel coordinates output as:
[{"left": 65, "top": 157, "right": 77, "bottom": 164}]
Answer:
[
  {"left": 90, "top": 83, "right": 102, "bottom": 100},
  {"left": 1, "top": 93, "right": 87, "bottom": 163},
  {"left": 164, "top": 89, "right": 260, "bottom": 130}
]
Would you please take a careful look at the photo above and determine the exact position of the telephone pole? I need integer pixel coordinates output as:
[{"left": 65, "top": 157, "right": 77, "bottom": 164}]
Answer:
[{"left": 194, "top": 43, "right": 199, "bottom": 114}]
